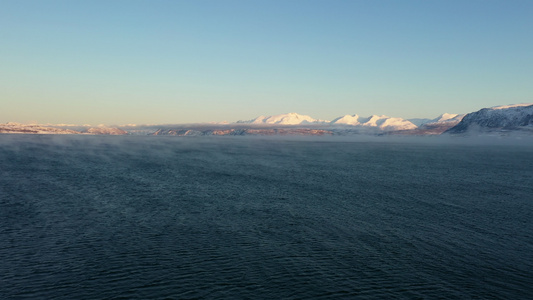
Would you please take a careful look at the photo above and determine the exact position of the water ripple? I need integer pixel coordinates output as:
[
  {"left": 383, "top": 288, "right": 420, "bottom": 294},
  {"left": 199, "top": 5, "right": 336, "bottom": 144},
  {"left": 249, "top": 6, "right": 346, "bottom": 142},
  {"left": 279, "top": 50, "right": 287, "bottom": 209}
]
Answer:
[{"left": 1, "top": 136, "right": 532, "bottom": 299}]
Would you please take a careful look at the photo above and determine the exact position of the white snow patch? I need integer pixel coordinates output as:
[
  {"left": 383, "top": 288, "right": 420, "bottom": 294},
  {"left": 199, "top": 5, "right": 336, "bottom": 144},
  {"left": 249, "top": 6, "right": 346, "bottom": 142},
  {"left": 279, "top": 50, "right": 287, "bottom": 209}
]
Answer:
[
  {"left": 239, "top": 113, "right": 325, "bottom": 125},
  {"left": 491, "top": 103, "right": 533, "bottom": 110},
  {"left": 331, "top": 114, "right": 417, "bottom": 130}
]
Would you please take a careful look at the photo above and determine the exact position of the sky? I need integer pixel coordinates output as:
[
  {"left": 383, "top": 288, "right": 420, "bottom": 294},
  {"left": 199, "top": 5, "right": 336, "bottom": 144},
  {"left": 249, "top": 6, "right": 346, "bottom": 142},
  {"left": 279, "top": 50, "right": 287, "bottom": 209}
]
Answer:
[{"left": 1, "top": 0, "right": 532, "bottom": 125}]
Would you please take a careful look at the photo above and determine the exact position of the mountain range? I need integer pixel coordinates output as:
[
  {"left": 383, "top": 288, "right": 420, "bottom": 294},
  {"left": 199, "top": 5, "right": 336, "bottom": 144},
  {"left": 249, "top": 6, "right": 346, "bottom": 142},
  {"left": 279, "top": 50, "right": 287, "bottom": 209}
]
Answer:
[
  {"left": 237, "top": 112, "right": 464, "bottom": 131},
  {"left": 2, "top": 103, "right": 532, "bottom": 136},
  {"left": 445, "top": 103, "right": 533, "bottom": 134}
]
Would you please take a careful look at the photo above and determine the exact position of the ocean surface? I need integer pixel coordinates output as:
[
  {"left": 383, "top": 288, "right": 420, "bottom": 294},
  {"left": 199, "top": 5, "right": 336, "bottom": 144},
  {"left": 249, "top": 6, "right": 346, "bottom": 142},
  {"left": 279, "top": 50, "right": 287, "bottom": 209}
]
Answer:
[{"left": 1, "top": 135, "right": 532, "bottom": 299}]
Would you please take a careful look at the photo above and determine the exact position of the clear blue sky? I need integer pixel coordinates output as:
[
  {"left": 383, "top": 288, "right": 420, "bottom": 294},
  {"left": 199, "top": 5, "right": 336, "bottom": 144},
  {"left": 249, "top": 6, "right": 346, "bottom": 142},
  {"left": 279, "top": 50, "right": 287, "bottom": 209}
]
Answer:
[{"left": 1, "top": 0, "right": 532, "bottom": 125}]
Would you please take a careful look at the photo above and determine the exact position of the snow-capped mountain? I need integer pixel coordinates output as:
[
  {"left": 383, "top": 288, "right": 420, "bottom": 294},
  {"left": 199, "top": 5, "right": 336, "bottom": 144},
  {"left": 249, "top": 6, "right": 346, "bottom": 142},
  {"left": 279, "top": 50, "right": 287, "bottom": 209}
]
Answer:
[
  {"left": 237, "top": 113, "right": 325, "bottom": 125},
  {"left": 331, "top": 114, "right": 417, "bottom": 130},
  {"left": 402, "top": 113, "right": 465, "bottom": 135},
  {"left": 408, "top": 113, "right": 464, "bottom": 127},
  {"left": 491, "top": 103, "right": 533, "bottom": 110},
  {"left": 429, "top": 113, "right": 465, "bottom": 124},
  {"left": 3, "top": 103, "right": 532, "bottom": 137},
  {"left": 238, "top": 113, "right": 417, "bottom": 131},
  {"left": 446, "top": 103, "right": 533, "bottom": 134},
  {"left": 329, "top": 114, "right": 362, "bottom": 126}
]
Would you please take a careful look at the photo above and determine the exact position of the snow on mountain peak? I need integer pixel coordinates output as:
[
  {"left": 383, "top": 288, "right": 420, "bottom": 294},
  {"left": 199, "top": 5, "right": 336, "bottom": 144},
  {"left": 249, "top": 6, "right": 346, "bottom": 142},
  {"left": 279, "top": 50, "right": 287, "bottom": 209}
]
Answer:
[
  {"left": 364, "top": 115, "right": 390, "bottom": 127},
  {"left": 331, "top": 114, "right": 416, "bottom": 130},
  {"left": 430, "top": 113, "right": 465, "bottom": 123},
  {"left": 238, "top": 113, "right": 323, "bottom": 125},
  {"left": 435, "top": 113, "right": 458, "bottom": 122},
  {"left": 491, "top": 103, "right": 533, "bottom": 110},
  {"left": 378, "top": 117, "right": 417, "bottom": 130},
  {"left": 446, "top": 103, "right": 533, "bottom": 133},
  {"left": 330, "top": 114, "right": 361, "bottom": 125}
]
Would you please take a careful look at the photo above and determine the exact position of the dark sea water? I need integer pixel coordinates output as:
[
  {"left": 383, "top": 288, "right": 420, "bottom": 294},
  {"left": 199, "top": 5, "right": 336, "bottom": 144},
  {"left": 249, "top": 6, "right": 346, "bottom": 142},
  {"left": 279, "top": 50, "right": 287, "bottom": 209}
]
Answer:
[{"left": 1, "top": 135, "right": 532, "bottom": 299}]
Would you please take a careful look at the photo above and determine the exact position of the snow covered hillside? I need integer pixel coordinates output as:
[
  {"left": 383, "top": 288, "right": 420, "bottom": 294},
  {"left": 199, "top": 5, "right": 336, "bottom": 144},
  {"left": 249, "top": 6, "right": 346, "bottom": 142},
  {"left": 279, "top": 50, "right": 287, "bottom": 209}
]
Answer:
[
  {"left": 237, "top": 113, "right": 324, "bottom": 125},
  {"left": 446, "top": 104, "right": 533, "bottom": 133},
  {"left": 331, "top": 114, "right": 417, "bottom": 131}
]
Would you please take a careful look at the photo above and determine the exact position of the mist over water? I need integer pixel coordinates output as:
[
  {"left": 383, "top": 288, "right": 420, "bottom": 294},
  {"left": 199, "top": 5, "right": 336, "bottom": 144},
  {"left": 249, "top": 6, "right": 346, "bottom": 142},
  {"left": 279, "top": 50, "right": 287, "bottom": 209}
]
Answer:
[{"left": 1, "top": 135, "right": 532, "bottom": 299}]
